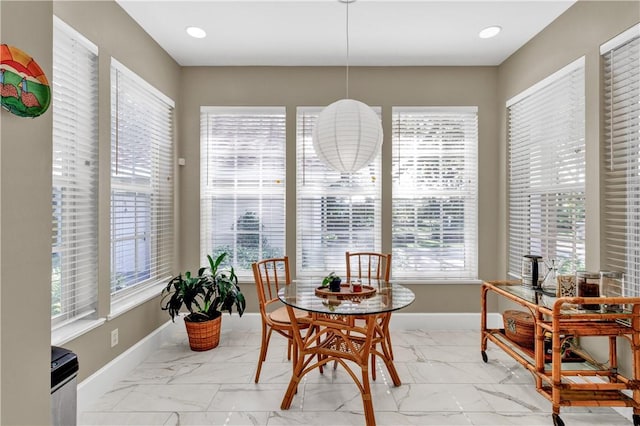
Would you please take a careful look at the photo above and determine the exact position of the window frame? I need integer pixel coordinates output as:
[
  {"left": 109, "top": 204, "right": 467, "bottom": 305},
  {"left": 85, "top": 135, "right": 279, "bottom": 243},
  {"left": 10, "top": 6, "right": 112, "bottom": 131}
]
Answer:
[
  {"left": 296, "top": 106, "right": 383, "bottom": 278},
  {"left": 110, "top": 58, "right": 175, "bottom": 301},
  {"left": 391, "top": 106, "right": 479, "bottom": 280},
  {"left": 51, "top": 16, "right": 100, "bottom": 328},
  {"left": 507, "top": 57, "right": 586, "bottom": 278},
  {"left": 601, "top": 24, "right": 640, "bottom": 296},
  {"left": 200, "top": 106, "right": 287, "bottom": 279}
]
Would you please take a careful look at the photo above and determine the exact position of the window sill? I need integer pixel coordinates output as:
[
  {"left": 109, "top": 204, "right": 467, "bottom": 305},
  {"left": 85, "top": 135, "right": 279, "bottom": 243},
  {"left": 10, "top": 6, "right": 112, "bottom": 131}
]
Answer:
[
  {"left": 391, "top": 279, "right": 483, "bottom": 285},
  {"left": 52, "top": 317, "right": 106, "bottom": 347},
  {"left": 109, "top": 281, "right": 166, "bottom": 320}
]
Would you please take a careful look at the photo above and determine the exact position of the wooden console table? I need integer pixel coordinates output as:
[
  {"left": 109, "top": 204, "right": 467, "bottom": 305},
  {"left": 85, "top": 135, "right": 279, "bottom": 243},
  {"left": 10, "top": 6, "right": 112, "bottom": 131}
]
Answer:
[{"left": 481, "top": 280, "right": 640, "bottom": 426}]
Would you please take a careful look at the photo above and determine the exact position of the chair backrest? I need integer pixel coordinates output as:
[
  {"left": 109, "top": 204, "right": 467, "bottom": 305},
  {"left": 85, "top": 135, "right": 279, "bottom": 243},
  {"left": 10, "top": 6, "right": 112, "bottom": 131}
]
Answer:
[
  {"left": 346, "top": 252, "right": 391, "bottom": 281},
  {"left": 252, "top": 257, "right": 291, "bottom": 310}
]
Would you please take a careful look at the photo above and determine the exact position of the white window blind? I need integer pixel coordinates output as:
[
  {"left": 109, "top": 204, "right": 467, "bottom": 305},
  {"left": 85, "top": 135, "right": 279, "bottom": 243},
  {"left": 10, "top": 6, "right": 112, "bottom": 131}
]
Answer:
[
  {"left": 391, "top": 107, "right": 478, "bottom": 279},
  {"left": 52, "top": 17, "right": 99, "bottom": 326},
  {"left": 200, "top": 107, "right": 286, "bottom": 278},
  {"left": 602, "top": 25, "right": 640, "bottom": 297},
  {"left": 110, "top": 59, "right": 174, "bottom": 297},
  {"left": 507, "top": 58, "right": 586, "bottom": 278},
  {"left": 297, "top": 107, "right": 382, "bottom": 278}
]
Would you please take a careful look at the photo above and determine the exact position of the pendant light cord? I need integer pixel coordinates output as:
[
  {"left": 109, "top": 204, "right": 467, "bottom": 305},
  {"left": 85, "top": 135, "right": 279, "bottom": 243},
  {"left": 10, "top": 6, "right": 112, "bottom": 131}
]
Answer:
[{"left": 345, "top": 0, "right": 350, "bottom": 99}]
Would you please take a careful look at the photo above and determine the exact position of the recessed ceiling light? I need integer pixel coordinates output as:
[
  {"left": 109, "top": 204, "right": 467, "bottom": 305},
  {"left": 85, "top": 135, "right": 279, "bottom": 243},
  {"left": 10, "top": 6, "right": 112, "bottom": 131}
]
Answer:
[
  {"left": 479, "top": 26, "right": 502, "bottom": 39},
  {"left": 186, "top": 26, "right": 206, "bottom": 39}
]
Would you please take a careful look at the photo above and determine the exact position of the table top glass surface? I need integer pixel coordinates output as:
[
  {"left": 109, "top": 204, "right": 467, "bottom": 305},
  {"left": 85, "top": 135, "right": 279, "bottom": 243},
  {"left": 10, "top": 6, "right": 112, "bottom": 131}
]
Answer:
[
  {"left": 487, "top": 280, "right": 559, "bottom": 308},
  {"left": 278, "top": 279, "right": 415, "bottom": 316},
  {"left": 486, "top": 280, "right": 622, "bottom": 314}
]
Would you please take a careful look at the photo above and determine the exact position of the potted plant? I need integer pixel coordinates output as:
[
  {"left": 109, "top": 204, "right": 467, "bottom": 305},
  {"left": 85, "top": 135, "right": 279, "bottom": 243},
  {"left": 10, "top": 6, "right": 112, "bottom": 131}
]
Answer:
[
  {"left": 161, "top": 252, "right": 246, "bottom": 351},
  {"left": 322, "top": 272, "right": 342, "bottom": 292}
]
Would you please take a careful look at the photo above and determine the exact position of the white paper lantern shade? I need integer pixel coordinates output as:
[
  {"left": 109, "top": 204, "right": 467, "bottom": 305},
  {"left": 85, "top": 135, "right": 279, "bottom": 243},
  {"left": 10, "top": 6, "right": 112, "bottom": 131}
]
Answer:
[{"left": 312, "top": 99, "right": 383, "bottom": 173}]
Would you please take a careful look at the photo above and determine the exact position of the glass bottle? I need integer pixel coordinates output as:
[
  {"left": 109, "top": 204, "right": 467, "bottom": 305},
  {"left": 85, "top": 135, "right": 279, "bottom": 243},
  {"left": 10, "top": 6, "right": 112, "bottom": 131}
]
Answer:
[
  {"left": 599, "top": 271, "right": 624, "bottom": 313},
  {"left": 541, "top": 259, "right": 557, "bottom": 293},
  {"left": 576, "top": 271, "right": 600, "bottom": 310}
]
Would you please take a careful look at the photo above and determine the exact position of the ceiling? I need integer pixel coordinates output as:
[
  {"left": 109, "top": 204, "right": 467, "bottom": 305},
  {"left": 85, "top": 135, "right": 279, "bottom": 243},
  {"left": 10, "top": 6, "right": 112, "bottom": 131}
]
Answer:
[{"left": 116, "top": 0, "right": 577, "bottom": 67}]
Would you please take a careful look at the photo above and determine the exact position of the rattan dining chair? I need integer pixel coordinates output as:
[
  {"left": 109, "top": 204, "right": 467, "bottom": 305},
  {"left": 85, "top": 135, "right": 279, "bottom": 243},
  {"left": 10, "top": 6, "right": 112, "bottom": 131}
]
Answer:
[
  {"left": 252, "top": 256, "right": 309, "bottom": 383},
  {"left": 346, "top": 251, "right": 393, "bottom": 380},
  {"left": 346, "top": 251, "right": 391, "bottom": 282}
]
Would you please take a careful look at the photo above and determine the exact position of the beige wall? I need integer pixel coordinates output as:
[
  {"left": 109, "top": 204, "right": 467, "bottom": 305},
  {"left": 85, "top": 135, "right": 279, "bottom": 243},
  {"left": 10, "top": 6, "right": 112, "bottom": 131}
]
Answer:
[
  {"left": 179, "top": 65, "right": 501, "bottom": 314},
  {"left": 495, "top": 0, "right": 639, "bottom": 374},
  {"left": 1, "top": 1, "right": 180, "bottom": 423},
  {"left": 0, "top": 0, "right": 637, "bottom": 423},
  {"left": 51, "top": 0, "right": 181, "bottom": 382},
  {"left": 1, "top": 2, "right": 53, "bottom": 424},
  {"left": 495, "top": 0, "right": 640, "bottom": 312}
]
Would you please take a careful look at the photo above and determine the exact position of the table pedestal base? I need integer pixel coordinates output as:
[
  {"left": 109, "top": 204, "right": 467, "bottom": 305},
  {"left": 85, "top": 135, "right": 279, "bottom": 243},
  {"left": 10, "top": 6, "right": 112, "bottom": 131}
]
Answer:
[{"left": 281, "top": 309, "right": 401, "bottom": 426}]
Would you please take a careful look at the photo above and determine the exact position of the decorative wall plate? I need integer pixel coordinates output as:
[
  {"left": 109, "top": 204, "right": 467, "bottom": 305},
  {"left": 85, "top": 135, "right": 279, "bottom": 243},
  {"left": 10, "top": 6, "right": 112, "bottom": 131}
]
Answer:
[{"left": 1, "top": 44, "right": 51, "bottom": 118}]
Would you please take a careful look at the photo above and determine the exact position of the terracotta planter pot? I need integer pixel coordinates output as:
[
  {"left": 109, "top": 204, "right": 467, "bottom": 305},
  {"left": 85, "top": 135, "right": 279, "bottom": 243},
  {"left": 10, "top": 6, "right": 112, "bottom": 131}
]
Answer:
[{"left": 184, "top": 315, "right": 221, "bottom": 351}]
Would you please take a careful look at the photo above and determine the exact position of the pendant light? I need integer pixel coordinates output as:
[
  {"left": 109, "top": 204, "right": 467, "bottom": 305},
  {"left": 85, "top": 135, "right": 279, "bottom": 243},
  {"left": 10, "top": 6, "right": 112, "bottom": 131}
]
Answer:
[{"left": 312, "top": 0, "right": 383, "bottom": 173}]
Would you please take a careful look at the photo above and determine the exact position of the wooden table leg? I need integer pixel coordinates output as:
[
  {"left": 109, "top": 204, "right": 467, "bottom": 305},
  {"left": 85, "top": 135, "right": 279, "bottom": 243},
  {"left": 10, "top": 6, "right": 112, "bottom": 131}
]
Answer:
[{"left": 480, "top": 283, "right": 489, "bottom": 362}]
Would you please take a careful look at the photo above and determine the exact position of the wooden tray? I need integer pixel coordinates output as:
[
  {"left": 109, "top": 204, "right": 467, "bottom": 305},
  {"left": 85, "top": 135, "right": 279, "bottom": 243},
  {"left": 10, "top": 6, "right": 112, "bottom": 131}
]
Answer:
[{"left": 315, "top": 283, "right": 377, "bottom": 300}]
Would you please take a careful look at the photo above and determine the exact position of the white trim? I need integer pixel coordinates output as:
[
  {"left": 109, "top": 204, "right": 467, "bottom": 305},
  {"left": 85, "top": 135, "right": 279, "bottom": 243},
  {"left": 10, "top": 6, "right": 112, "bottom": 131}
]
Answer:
[
  {"left": 388, "top": 312, "right": 503, "bottom": 330},
  {"left": 601, "top": 23, "right": 640, "bottom": 54},
  {"left": 506, "top": 56, "right": 585, "bottom": 107},
  {"left": 52, "top": 318, "right": 106, "bottom": 347},
  {"left": 110, "top": 57, "right": 175, "bottom": 107},
  {"left": 77, "top": 319, "right": 175, "bottom": 415},
  {"left": 200, "top": 105, "right": 285, "bottom": 114},
  {"left": 393, "top": 106, "right": 478, "bottom": 114},
  {"left": 77, "top": 312, "right": 503, "bottom": 416},
  {"left": 108, "top": 281, "right": 165, "bottom": 320},
  {"left": 297, "top": 105, "right": 383, "bottom": 113},
  {"left": 391, "top": 279, "right": 483, "bottom": 285},
  {"left": 53, "top": 15, "right": 98, "bottom": 55}
]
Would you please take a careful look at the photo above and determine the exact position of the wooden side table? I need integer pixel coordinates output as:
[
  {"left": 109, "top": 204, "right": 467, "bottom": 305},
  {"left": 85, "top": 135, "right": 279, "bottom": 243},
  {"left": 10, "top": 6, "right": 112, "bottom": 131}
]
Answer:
[{"left": 481, "top": 280, "right": 640, "bottom": 426}]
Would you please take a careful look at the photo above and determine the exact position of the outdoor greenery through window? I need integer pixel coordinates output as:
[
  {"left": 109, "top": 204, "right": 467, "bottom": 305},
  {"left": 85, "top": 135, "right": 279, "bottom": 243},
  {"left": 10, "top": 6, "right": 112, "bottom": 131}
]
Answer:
[
  {"left": 391, "top": 107, "right": 478, "bottom": 279},
  {"left": 601, "top": 26, "right": 640, "bottom": 297},
  {"left": 296, "top": 107, "right": 382, "bottom": 277},
  {"left": 200, "top": 107, "right": 286, "bottom": 277},
  {"left": 52, "top": 17, "right": 99, "bottom": 325},
  {"left": 110, "top": 59, "right": 175, "bottom": 297},
  {"left": 507, "top": 58, "right": 586, "bottom": 278}
]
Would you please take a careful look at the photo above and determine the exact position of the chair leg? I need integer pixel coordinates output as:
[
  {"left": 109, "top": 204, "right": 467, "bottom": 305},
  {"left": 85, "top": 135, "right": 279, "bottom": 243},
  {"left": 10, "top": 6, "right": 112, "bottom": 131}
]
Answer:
[
  {"left": 384, "top": 314, "right": 394, "bottom": 360},
  {"left": 281, "top": 351, "right": 304, "bottom": 410},
  {"left": 254, "top": 323, "right": 272, "bottom": 383},
  {"left": 371, "top": 348, "right": 377, "bottom": 380},
  {"left": 361, "top": 368, "right": 376, "bottom": 426}
]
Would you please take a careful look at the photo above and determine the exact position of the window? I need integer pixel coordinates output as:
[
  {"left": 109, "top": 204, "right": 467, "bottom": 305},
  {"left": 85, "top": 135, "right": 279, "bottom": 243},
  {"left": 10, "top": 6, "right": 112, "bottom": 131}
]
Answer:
[
  {"left": 507, "top": 58, "right": 586, "bottom": 278},
  {"left": 52, "top": 17, "right": 99, "bottom": 326},
  {"left": 200, "top": 107, "right": 286, "bottom": 277},
  {"left": 392, "top": 107, "right": 478, "bottom": 279},
  {"left": 110, "top": 59, "right": 174, "bottom": 297},
  {"left": 297, "top": 107, "right": 382, "bottom": 277},
  {"left": 601, "top": 25, "right": 640, "bottom": 296}
]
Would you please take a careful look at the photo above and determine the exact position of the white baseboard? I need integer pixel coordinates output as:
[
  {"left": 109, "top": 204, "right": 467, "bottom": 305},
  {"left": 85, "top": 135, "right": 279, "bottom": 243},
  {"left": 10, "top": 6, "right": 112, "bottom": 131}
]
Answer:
[
  {"left": 77, "top": 319, "right": 176, "bottom": 415},
  {"left": 220, "top": 312, "right": 504, "bottom": 330},
  {"left": 77, "top": 312, "right": 501, "bottom": 415}
]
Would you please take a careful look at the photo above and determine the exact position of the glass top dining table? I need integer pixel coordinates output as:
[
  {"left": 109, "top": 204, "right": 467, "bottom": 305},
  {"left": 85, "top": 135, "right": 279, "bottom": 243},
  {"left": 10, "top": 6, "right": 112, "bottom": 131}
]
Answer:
[
  {"left": 276, "top": 279, "right": 415, "bottom": 425},
  {"left": 277, "top": 278, "right": 416, "bottom": 315}
]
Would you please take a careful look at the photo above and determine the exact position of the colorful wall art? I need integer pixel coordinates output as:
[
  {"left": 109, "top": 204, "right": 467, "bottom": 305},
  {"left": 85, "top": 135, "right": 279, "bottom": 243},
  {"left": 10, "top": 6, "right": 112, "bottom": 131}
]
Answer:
[{"left": 0, "top": 44, "right": 51, "bottom": 118}]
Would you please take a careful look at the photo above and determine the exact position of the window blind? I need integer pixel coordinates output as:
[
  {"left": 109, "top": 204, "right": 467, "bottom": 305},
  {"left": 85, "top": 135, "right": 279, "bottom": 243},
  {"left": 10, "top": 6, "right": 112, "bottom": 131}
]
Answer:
[
  {"left": 200, "top": 107, "right": 286, "bottom": 278},
  {"left": 296, "top": 107, "right": 382, "bottom": 278},
  {"left": 110, "top": 59, "right": 174, "bottom": 297},
  {"left": 507, "top": 58, "right": 586, "bottom": 278},
  {"left": 51, "top": 17, "right": 99, "bottom": 326},
  {"left": 391, "top": 107, "right": 478, "bottom": 279},
  {"left": 602, "top": 25, "right": 640, "bottom": 297}
]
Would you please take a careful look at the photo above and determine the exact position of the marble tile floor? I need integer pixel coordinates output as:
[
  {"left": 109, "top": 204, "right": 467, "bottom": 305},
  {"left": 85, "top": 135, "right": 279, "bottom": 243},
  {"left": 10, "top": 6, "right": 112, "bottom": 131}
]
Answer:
[{"left": 80, "top": 328, "right": 633, "bottom": 426}]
